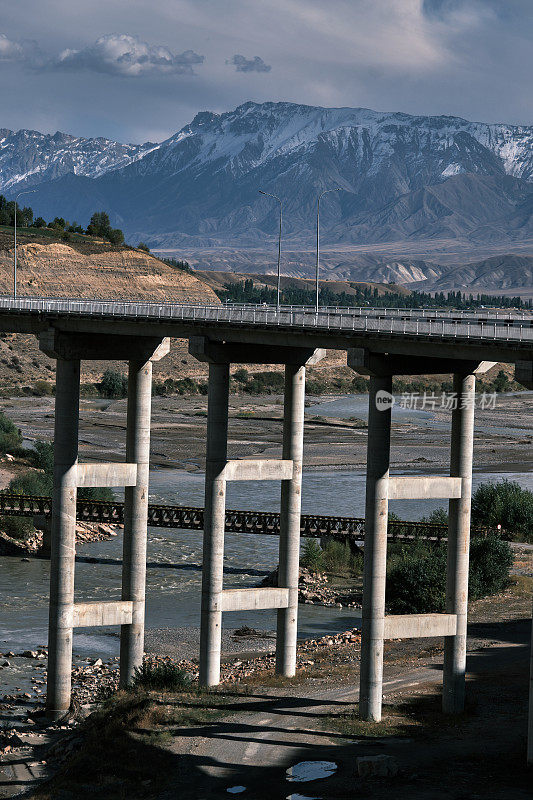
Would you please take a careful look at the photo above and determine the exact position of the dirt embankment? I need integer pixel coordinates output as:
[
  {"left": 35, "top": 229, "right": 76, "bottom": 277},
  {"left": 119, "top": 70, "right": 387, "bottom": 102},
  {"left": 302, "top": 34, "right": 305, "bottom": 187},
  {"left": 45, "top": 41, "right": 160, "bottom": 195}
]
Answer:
[{"left": 0, "top": 236, "right": 222, "bottom": 388}]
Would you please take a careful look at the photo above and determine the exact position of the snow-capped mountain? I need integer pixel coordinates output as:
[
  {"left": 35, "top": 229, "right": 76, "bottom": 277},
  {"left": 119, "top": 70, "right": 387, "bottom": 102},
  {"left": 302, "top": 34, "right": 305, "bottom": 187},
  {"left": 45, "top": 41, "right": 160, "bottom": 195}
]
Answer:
[
  {"left": 0, "top": 128, "right": 157, "bottom": 192},
  {"left": 2, "top": 101, "right": 533, "bottom": 251}
]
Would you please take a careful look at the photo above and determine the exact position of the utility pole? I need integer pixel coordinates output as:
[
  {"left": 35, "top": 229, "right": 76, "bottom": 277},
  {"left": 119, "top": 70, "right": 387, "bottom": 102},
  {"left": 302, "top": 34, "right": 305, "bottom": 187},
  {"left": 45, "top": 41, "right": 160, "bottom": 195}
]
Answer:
[
  {"left": 259, "top": 190, "right": 283, "bottom": 312},
  {"left": 315, "top": 188, "right": 342, "bottom": 312}
]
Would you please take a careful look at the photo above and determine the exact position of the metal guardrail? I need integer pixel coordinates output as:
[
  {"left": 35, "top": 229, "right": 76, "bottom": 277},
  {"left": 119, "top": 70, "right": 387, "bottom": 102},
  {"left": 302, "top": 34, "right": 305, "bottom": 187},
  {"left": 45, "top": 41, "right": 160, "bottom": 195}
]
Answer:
[
  {"left": 0, "top": 296, "right": 531, "bottom": 345},
  {"left": 223, "top": 301, "right": 532, "bottom": 323},
  {"left": 0, "top": 493, "right": 493, "bottom": 542}
]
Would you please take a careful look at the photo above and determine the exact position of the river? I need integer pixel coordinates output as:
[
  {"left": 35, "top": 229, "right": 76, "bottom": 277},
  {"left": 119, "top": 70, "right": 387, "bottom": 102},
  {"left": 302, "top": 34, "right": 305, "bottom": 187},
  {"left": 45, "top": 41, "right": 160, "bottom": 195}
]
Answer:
[{"left": 1, "top": 394, "right": 532, "bottom": 662}]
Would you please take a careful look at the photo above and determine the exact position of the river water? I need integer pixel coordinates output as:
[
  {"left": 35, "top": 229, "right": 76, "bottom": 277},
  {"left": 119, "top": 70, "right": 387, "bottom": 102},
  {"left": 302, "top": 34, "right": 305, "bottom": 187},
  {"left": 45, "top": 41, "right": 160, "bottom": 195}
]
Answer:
[{"left": 1, "top": 394, "right": 532, "bottom": 661}]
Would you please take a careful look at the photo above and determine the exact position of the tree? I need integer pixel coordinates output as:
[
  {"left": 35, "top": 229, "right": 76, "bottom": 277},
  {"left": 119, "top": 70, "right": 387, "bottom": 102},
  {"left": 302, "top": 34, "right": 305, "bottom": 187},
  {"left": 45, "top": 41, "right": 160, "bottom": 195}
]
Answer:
[
  {"left": 33, "top": 216, "right": 46, "bottom": 228},
  {"left": 99, "top": 370, "right": 128, "bottom": 398},
  {"left": 471, "top": 480, "right": 533, "bottom": 540},
  {"left": 49, "top": 217, "right": 66, "bottom": 231},
  {"left": 86, "top": 211, "right": 111, "bottom": 238},
  {"left": 493, "top": 369, "right": 510, "bottom": 393},
  {"left": 137, "top": 242, "right": 150, "bottom": 252},
  {"left": 68, "top": 222, "right": 85, "bottom": 234},
  {"left": 108, "top": 228, "right": 124, "bottom": 245}
]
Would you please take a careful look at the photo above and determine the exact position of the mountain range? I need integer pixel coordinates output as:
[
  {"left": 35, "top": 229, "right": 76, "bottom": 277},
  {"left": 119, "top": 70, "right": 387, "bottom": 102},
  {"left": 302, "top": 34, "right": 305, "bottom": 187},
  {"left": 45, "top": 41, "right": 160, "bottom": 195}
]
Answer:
[{"left": 1, "top": 101, "right": 532, "bottom": 290}]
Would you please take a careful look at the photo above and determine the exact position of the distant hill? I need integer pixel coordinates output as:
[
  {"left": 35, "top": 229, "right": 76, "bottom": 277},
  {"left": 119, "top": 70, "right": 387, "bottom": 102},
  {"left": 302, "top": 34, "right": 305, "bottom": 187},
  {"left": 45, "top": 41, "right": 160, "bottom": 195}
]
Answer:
[{"left": 410, "top": 254, "right": 533, "bottom": 294}]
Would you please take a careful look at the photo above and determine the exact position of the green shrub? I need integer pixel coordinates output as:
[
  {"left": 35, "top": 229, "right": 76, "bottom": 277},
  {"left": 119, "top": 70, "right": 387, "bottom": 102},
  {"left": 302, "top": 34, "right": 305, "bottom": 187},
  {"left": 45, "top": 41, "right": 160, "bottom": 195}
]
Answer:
[
  {"left": 8, "top": 470, "right": 53, "bottom": 497},
  {"left": 243, "top": 371, "right": 284, "bottom": 394},
  {"left": 99, "top": 370, "right": 128, "bottom": 398},
  {"left": 0, "top": 411, "right": 23, "bottom": 456},
  {"left": 420, "top": 507, "right": 449, "bottom": 526},
  {"left": 133, "top": 662, "right": 192, "bottom": 691},
  {"left": 301, "top": 539, "right": 323, "bottom": 572},
  {"left": 233, "top": 368, "right": 249, "bottom": 384},
  {"left": 469, "top": 534, "right": 513, "bottom": 599},
  {"left": 386, "top": 534, "right": 513, "bottom": 612},
  {"left": 0, "top": 515, "right": 34, "bottom": 541},
  {"left": 386, "top": 546, "right": 447, "bottom": 613},
  {"left": 471, "top": 480, "right": 533, "bottom": 540},
  {"left": 33, "top": 380, "right": 54, "bottom": 396},
  {"left": 29, "top": 440, "right": 54, "bottom": 473},
  {"left": 78, "top": 486, "right": 115, "bottom": 502}
]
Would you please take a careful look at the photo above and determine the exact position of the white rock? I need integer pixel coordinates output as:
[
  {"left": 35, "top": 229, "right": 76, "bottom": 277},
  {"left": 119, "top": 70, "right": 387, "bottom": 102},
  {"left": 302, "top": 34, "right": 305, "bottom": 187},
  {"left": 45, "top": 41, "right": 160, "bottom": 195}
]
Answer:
[{"left": 357, "top": 754, "right": 399, "bottom": 778}]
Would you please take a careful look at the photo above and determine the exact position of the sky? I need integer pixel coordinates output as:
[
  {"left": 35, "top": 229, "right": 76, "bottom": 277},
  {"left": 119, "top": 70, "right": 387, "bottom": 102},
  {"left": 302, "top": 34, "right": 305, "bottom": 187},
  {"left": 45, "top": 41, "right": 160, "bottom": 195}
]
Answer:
[{"left": 0, "top": 0, "right": 532, "bottom": 144}]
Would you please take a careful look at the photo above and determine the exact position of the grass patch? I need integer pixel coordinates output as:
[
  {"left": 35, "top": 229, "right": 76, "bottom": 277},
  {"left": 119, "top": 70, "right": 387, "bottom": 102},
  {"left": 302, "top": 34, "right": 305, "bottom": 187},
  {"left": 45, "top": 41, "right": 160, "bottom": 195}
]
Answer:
[
  {"left": 328, "top": 692, "right": 469, "bottom": 740},
  {"left": 33, "top": 686, "right": 239, "bottom": 799},
  {"left": 133, "top": 661, "right": 192, "bottom": 692}
]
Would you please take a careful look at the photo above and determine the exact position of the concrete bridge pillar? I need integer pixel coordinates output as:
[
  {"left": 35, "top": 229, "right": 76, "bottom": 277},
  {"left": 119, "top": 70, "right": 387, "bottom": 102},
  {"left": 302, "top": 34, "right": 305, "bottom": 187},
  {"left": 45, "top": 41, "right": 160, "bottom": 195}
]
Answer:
[
  {"left": 191, "top": 337, "right": 325, "bottom": 687},
  {"left": 349, "top": 349, "right": 484, "bottom": 723},
  {"left": 359, "top": 374, "right": 392, "bottom": 721},
  {"left": 40, "top": 330, "right": 169, "bottom": 715},
  {"left": 46, "top": 357, "right": 80, "bottom": 717},
  {"left": 276, "top": 363, "right": 306, "bottom": 677},
  {"left": 120, "top": 357, "right": 154, "bottom": 687},
  {"left": 200, "top": 361, "right": 230, "bottom": 687},
  {"left": 443, "top": 371, "right": 476, "bottom": 713}
]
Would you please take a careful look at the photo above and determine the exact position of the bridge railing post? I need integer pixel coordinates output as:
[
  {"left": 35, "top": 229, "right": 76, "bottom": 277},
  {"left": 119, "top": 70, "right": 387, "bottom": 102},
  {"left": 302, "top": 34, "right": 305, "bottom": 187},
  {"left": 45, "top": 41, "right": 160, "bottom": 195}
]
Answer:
[
  {"left": 119, "top": 357, "right": 153, "bottom": 687},
  {"left": 47, "top": 358, "right": 80, "bottom": 718},
  {"left": 276, "top": 363, "right": 306, "bottom": 677},
  {"left": 442, "top": 372, "right": 475, "bottom": 713}
]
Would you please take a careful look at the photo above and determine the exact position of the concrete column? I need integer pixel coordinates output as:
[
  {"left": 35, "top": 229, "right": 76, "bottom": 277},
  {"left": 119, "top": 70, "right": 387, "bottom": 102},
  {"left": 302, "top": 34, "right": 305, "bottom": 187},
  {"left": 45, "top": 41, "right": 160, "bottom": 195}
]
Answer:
[
  {"left": 199, "top": 362, "right": 230, "bottom": 687},
  {"left": 120, "top": 358, "right": 153, "bottom": 687},
  {"left": 359, "top": 374, "right": 392, "bottom": 721},
  {"left": 46, "top": 358, "right": 80, "bottom": 716},
  {"left": 443, "top": 372, "right": 475, "bottom": 713},
  {"left": 276, "top": 363, "right": 306, "bottom": 676},
  {"left": 527, "top": 596, "right": 533, "bottom": 765}
]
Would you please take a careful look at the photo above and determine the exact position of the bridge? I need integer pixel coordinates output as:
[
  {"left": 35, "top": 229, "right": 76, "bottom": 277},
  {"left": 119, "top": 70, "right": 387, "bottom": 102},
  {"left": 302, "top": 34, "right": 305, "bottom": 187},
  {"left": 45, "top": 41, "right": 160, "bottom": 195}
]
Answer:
[
  {"left": 0, "top": 492, "right": 457, "bottom": 541},
  {"left": 0, "top": 296, "right": 531, "bottom": 729}
]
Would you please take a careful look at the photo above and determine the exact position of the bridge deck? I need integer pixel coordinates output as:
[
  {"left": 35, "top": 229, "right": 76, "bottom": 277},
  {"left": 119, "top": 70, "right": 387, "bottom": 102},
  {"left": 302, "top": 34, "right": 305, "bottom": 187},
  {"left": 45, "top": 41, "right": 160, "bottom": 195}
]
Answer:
[{"left": 0, "top": 297, "right": 531, "bottom": 363}]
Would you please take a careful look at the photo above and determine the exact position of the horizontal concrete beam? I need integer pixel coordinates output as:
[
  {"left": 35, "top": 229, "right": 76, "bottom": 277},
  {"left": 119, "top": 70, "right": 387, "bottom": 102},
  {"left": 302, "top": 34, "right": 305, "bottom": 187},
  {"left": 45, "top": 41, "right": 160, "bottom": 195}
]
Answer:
[
  {"left": 223, "top": 459, "right": 293, "bottom": 482},
  {"left": 72, "top": 600, "right": 134, "bottom": 628},
  {"left": 384, "top": 613, "right": 457, "bottom": 639},
  {"left": 189, "top": 336, "right": 325, "bottom": 366},
  {"left": 39, "top": 328, "right": 170, "bottom": 362},
  {"left": 388, "top": 476, "right": 462, "bottom": 500},
  {"left": 77, "top": 462, "right": 137, "bottom": 488},
  {"left": 220, "top": 587, "right": 290, "bottom": 612},
  {"left": 348, "top": 348, "right": 483, "bottom": 377}
]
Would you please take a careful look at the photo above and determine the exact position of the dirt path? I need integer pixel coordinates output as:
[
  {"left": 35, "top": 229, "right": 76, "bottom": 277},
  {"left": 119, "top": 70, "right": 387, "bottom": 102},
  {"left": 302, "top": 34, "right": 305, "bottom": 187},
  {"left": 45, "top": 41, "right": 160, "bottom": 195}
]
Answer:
[{"left": 162, "top": 617, "right": 532, "bottom": 799}]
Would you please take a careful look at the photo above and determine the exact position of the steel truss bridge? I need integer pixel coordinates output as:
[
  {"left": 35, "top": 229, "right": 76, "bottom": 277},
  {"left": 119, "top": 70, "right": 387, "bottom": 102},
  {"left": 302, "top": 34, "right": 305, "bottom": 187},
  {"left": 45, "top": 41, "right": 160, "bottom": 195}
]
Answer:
[{"left": 0, "top": 493, "right": 488, "bottom": 543}]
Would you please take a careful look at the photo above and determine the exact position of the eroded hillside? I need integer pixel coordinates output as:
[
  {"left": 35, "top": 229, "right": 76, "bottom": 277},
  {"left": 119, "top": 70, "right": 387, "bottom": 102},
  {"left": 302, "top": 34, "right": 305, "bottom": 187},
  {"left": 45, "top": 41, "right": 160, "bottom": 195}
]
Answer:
[{"left": 0, "top": 232, "right": 219, "bottom": 389}]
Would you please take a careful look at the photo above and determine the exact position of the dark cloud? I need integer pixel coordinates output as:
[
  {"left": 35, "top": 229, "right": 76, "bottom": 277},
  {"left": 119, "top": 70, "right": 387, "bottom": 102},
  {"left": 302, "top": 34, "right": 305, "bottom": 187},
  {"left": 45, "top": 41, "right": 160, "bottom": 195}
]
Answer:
[
  {"left": 52, "top": 34, "right": 204, "bottom": 77},
  {"left": 422, "top": 0, "right": 513, "bottom": 21},
  {"left": 227, "top": 54, "right": 271, "bottom": 73}
]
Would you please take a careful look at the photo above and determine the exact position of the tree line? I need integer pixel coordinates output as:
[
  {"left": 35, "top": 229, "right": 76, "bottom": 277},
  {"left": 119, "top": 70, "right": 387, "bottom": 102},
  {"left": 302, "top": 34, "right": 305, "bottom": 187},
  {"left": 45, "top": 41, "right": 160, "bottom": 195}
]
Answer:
[
  {"left": 218, "top": 278, "right": 533, "bottom": 311},
  {"left": 0, "top": 196, "right": 124, "bottom": 245}
]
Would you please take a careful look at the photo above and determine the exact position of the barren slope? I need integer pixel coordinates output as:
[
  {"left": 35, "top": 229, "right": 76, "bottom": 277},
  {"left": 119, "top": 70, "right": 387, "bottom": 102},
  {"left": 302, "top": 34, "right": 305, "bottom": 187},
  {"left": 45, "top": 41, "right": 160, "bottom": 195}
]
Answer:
[{"left": 0, "top": 232, "right": 219, "bottom": 389}]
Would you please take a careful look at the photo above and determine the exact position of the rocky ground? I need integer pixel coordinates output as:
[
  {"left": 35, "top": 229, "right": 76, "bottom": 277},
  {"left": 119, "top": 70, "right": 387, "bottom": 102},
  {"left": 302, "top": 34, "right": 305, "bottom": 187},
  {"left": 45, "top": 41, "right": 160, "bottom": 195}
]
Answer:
[
  {"left": 1, "top": 390, "right": 532, "bottom": 473},
  {"left": 0, "top": 522, "right": 120, "bottom": 557},
  {"left": 1, "top": 574, "right": 531, "bottom": 799}
]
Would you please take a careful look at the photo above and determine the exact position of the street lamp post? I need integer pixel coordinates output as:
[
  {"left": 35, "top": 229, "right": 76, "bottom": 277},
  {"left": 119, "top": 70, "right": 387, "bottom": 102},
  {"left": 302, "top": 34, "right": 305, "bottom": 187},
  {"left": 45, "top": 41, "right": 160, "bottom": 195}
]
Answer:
[
  {"left": 259, "top": 190, "right": 282, "bottom": 312},
  {"left": 315, "top": 188, "right": 342, "bottom": 313},
  {"left": 13, "top": 189, "right": 36, "bottom": 299}
]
